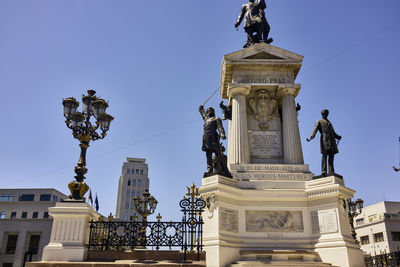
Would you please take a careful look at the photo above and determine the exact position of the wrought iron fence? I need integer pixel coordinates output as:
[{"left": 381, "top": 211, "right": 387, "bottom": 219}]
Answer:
[
  {"left": 88, "top": 184, "right": 205, "bottom": 261},
  {"left": 365, "top": 251, "right": 400, "bottom": 267}
]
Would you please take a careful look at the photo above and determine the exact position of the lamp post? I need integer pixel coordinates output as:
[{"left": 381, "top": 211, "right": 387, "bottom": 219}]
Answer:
[
  {"left": 133, "top": 190, "right": 158, "bottom": 223},
  {"left": 133, "top": 190, "right": 158, "bottom": 247},
  {"left": 347, "top": 198, "right": 364, "bottom": 243},
  {"left": 62, "top": 90, "right": 114, "bottom": 201}
]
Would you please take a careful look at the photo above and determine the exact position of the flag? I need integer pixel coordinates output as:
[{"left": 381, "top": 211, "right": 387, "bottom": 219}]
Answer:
[
  {"left": 88, "top": 190, "right": 93, "bottom": 206},
  {"left": 95, "top": 193, "right": 99, "bottom": 212}
]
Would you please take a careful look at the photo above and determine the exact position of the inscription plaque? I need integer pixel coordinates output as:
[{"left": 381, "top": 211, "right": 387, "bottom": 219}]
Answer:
[
  {"left": 246, "top": 210, "right": 304, "bottom": 232},
  {"left": 230, "top": 164, "right": 309, "bottom": 172},
  {"left": 317, "top": 209, "right": 338, "bottom": 234},
  {"left": 231, "top": 69, "right": 295, "bottom": 84},
  {"left": 220, "top": 208, "right": 239, "bottom": 233},
  {"left": 249, "top": 131, "right": 282, "bottom": 157},
  {"left": 311, "top": 211, "right": 319, "bottom": 234},
  {"left": 233, "top": 172, "right": 312, "bottom": 181}
]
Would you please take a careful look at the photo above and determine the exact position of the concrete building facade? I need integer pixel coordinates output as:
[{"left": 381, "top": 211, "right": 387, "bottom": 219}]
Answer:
[
  {"left": 115, "top": 158, "right": 150, "bottom": 221},
  {"left": 355, "top": 201, "right": 400, "bottom": 256},
  {"left": 0, "top": 188, "right": 67, "bottom": 267}
]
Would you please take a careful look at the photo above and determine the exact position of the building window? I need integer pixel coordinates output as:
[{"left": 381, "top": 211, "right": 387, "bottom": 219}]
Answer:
[
  {"left": 43, "top": 212, "right": 49, "bottom": 219},
  {"left": 53, "top": 196, "right": 58, "bottom": 202},
  {"left": 127, "top": 190, "right": 130, "bottom": 197},
  {"left": 28, "top": 234, "right": 41, "bottom": 254},
  {"left": 0, "top": 195, "right": 14, "bottom": 202},
  {"left": 2, "top": 263, "right": 13, "bottom": 267},
  {"left": 32, "top": 212, "right": 38, "bottom": 219},
  {"left": 124, "top": 214, "right": 128, "bottom": 220},
  {"left": 392, "top": 232, "right": 400, "bottom": 241},
  {"left": 127, "top": 169, "right": 130, "bottom": 174},
  {"left": 137, "top": 190, "right": 140, "bottom": 196},
  {"left": 21, "top": 212, "right": 27, "bottom": 218},
  {"left": 125, "top": 201, "right": 129, "bottom": 209},
  {"left": 130, "top": 214, "right": 134, "bottom": 221},
  {"left": 140, "top": 169, "right": 143, "bottom": 175},
  {"left": 374, "top": 232, "right": 384, "bottom": 242},
  {"left": 138, "top": 179, "right": 141, "bottom": 187},
  {"left": 355, "top": 218, "right": 364, "bottom": 226},
  {"left": 19, "top": 194, "right": 34, "bottom": 201},
  {"left": 10, "top": 212, "right": 16, "bottom": 219},
  {"left": 128, "top": 179, "right": 131, "bottom": 186},
  {"left": 40, "top": 194, "right": 51, "bottom": 201},
  {"left": 132, "top": 179, "right": 136, "bottom": 186},
  {"left": 0, "top": 211, "right": 6, "bottom": 219},
  {"left": 132, "top": 190, "right": 135, "bottom": 196},
  {"left": 5, "top": 234, "right": 18, "bottom": 254},
  {"left": 131, "top": 201, "right": 134, "bottom": 209},
  {"left": 360, "top": 235, "right": 370, "bottom": 245}
]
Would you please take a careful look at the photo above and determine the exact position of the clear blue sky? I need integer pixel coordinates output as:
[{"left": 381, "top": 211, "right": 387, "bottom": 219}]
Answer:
[{"left": 0, "top": 0, "right": 399, "bottom": 220}]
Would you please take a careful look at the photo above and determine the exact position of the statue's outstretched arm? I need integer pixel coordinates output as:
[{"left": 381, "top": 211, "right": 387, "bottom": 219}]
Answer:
[
  {"left": 199, "top": 105, "right": 207, "bottom": 120},
  {"left": 307, "top": 121, "right": 319, "bottom": 142},
  {"left": 235, "top": 5, "right": 246, "bottom": 28}
]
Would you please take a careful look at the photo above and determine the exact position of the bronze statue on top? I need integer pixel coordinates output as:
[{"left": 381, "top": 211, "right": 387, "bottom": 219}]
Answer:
[
  {"left": 199, "top": 105, "right": 232, "bottom": 178},
  {"left": 307, "top": 109, "right": 342, "bottom": 178},
  {"left": 235, "top": 0, "right": 273, "bottom": 48}
]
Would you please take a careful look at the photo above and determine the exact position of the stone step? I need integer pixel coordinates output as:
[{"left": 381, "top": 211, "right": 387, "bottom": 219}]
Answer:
[
  {"left": 230, "top": 260, "right": 337, "bottom": 267},
  {"left": 229, "top": 250, "right": 339, "bottom": 267},
  {"left": 27, "top": 260, "right": 206, "bottom": 267}
]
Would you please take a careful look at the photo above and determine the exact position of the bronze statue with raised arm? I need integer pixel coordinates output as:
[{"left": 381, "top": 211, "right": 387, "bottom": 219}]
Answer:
[
  {"left": 307, "top": 109, "right": 342, "bottom": 177},
  {"left": 199, "top": 105, "right": 231, "bottom": 178}
]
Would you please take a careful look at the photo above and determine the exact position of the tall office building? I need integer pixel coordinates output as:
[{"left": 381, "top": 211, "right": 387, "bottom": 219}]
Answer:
[
  {"left": 115, "top": 158, "right": 150, "bottom": 221},
  {"left": 0, "top": 188, "right": 67, "bottom": 267}
]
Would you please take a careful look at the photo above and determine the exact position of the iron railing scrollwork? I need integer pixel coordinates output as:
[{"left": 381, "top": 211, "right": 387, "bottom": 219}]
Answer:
[
  {"left": 88, "top": 184, "right": 205, "bottom": 262},
  {"left": 180, "top": 183, "right": 206, "bottom": 256},
  {"left": 365, "top": 251, "right": 400, "bottom": 267}
]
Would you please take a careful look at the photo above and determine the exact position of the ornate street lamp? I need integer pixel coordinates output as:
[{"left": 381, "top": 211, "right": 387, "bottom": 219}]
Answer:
[
  {"left": 133, "top": 190, "right": 158, "bottom": 247},
  {"left": 347, "top": 198, "right": 364, "bottom": 243},
  {"left": 62, "top": 90, "right": 114, "bottom": 201},
  {"left": 133, "top": 190, "right": 158, "bottom": 223}
]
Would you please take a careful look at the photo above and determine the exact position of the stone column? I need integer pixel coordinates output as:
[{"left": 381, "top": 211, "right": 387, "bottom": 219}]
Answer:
[
  {"left": 227, "top": 85, "right": 251, "bottom": 165},
  {"left": 280, "top": 87, "right": 304, "bottom": 164}
]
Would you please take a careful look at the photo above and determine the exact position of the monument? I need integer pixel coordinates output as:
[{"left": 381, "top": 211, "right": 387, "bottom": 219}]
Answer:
[{"left": 198, "top": 43, "right": 364, "bottom": 266}]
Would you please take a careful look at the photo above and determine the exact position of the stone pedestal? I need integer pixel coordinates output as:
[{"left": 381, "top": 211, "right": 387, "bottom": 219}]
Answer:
[
  {"left": 41, "top": 201, "right": 100, "bottom": 262},
  {"left": 199, "top": 174, "right": 363, "bottom": 267}
]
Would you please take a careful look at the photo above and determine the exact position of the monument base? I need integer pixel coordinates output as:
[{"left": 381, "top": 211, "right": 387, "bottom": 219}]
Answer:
[
  {"left": 199, "top": 172, "right": 364, "bottom": 267},
  {"left": 41, "top": 202, "right": 100, "bottom": 262}
]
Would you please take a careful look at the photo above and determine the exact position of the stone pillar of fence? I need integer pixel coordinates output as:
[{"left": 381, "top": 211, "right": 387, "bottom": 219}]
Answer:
[{"left": 41, "top": 201, "right": 100, "bottom": 261}]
